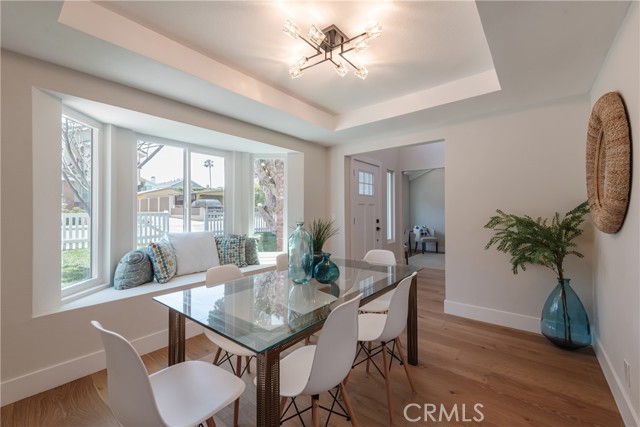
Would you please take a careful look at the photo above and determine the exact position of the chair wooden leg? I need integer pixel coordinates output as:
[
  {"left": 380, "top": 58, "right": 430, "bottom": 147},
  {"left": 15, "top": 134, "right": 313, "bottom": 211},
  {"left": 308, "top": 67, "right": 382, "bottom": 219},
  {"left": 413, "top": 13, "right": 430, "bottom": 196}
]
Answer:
[
  {"left": 311, "top": 395, "right": 320, "bottom": 427},
  {"left": 381, "top": 342, "right": 394, "bottom": 426},
  {"left": 340, "top": 382, "right": 360, "bottom": 427},
  {"left": 395, "top": 338, "right": 416, "bottom": 393},
  {"left": 206, "top": 416, "right": 217, "bottom": 427},
  {"left": 280, "top": 397, "right": 288, "bottom": 418},
  {"left": 366, "top": 341, "right": 372, "bottom": 373},
  {"left": 246, "top": 355, "right": 252, "bottom": 374},
  {"left": 212, "top": 347, "right": 222, "bottom": 365},
  {"left": 233, "top": 356, "right": 242, "bottom": 427}
]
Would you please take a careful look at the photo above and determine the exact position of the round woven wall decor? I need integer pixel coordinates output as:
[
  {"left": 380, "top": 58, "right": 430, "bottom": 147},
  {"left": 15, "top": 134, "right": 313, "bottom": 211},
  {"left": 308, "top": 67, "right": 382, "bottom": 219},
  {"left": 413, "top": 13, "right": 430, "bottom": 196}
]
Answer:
[{"left": 586, "top": 92, "right": 631, "bottom": 234}]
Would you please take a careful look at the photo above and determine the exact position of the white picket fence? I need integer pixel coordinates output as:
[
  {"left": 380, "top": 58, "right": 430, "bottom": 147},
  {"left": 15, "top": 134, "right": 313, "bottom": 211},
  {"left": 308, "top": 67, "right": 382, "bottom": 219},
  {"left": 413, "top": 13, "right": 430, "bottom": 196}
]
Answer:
[{"left": 61, "top": 211, "right": 274, "bottom": 250}]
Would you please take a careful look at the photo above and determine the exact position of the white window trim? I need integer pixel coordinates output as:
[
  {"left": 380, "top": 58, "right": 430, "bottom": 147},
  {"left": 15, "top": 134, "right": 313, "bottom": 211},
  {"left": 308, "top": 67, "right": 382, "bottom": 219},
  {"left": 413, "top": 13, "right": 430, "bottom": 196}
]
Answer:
[
  {"left": 386, "top": 170, "right": 396, "bottom": 243},
  {"left": 61, "top": 108, "right": 107, "bottom": 299}
]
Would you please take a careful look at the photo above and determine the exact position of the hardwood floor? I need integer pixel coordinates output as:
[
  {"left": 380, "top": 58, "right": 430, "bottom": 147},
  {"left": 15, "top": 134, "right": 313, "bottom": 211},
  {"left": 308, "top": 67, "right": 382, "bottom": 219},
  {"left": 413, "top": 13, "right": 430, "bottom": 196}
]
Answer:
[{"left": 1, "top": 268, "right": 623, "bottom": 426}]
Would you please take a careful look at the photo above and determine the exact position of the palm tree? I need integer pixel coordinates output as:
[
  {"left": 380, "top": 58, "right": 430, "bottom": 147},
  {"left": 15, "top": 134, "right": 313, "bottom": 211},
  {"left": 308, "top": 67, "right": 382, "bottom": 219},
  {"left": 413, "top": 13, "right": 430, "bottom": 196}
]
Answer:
[{"left": 203, "top": 159, "right": 214, "bottom": 188}]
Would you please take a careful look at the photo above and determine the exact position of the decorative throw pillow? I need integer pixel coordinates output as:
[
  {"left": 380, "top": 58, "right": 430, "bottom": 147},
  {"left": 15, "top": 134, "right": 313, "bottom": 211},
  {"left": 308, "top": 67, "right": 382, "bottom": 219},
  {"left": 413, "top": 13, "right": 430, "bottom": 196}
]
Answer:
[
  {"left": 147, "top": 239, "right": 177, "bottom": 283},
  {"left": 113, "top": 250, "right": 153, "bottom": 290},
  {"left": 245, "top": 237, "right": 260, "bottom": 265},
  {"left": 215, "top": 235, "right": 247, "bottom": 267},
  {"left": 167, "top": 231, "right": 220, "bottom": 276}
]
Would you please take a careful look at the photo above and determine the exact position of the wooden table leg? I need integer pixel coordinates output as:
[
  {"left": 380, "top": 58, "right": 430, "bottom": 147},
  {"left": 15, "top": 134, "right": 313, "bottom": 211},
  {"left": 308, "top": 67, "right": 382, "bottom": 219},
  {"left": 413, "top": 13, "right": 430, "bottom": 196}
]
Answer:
[
  {"left": 256, "top": 349, "right": 281, "bottom": 427},
  {"left": 406, "top": 274, "right": 418, "bottom": 365},
  {"left": 168, "top": 308, "right": 185, "bottom": 366}
]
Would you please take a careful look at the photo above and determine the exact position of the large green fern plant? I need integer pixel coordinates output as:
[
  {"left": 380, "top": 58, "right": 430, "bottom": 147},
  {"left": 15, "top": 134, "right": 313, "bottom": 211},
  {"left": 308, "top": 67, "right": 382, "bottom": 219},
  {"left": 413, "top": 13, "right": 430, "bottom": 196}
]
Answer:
[{"left": 484, "top": 202, "right": 589, "bottom": 280}]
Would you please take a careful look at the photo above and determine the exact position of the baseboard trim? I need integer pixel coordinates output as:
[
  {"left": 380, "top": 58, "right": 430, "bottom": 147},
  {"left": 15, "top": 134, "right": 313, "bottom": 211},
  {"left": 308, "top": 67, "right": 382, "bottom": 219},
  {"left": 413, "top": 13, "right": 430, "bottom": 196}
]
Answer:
[
  {"left": 593, "top": 334, "right": 640, "bottom": 427},
  {"left": 0, "top": 322, "right": 204, "bottom": 407},
  {"left": 444, "top": 299, "right": 540, "bottom": 334}
]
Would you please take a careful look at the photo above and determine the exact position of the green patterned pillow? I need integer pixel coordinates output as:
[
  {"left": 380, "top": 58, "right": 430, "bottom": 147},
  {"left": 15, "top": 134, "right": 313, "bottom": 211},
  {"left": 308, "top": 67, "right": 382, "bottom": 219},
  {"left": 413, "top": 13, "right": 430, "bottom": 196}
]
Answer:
[
  {"left": 147, "top": 239, "right": 177, "bottom": 283},
  {"left": 215, "top": 235, "right": 247, "bottom": 267},
  {"left": 245, "top": 237, "right": 260, "bottom": 265}
]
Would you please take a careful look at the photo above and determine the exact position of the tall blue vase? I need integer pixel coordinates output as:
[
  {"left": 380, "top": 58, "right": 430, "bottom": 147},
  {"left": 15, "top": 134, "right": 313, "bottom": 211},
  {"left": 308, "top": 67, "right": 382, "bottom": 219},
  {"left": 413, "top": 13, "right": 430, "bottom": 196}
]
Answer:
[
  {"left": 288, "top": 222, "right": 314, "bottom": 284},
  {"left": 540, "top": 278, "right": 591, "bottom": 350},
  {"left": 313, "top": 253, "right": 340, "bottom": 284}
]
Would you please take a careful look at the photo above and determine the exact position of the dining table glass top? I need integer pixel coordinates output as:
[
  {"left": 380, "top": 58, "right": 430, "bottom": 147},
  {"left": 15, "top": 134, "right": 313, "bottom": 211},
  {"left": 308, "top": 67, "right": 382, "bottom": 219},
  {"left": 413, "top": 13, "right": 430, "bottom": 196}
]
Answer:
[{"left": 153, "top": 258, "right": 418, "bottom": 354}]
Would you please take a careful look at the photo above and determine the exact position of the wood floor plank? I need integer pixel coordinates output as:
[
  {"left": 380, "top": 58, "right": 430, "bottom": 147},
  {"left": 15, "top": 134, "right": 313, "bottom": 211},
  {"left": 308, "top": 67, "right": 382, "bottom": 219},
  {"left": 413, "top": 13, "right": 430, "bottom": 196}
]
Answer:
[{"left": 1, "top": 268, "right": 623, "bottom": 426}]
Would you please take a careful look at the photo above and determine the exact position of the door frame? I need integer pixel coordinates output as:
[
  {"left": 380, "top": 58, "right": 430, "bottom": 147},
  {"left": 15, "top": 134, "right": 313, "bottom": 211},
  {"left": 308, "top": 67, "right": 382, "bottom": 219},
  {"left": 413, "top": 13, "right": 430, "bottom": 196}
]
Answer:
[{"left": 346, "top": 156, "right": 383, "bottom": 259}]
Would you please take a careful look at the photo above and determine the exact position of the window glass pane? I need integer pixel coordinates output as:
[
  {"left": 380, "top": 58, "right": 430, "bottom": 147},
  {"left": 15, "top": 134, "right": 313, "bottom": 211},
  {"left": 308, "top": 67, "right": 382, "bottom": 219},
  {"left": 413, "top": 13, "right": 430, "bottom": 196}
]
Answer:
[
  {"left": 358, "top": 170, "right": 374, "bottom": 196},
  {"left": 136, "top": 142, "right": 184, "bottom": 246},
  {"left": 190, "top": 152, "right": 225, "bottom": 235},
  {"left": 386, "top": 171, "right": 395, "bottom": 241},
  {"left": 254, "top": 158, "right": 285, "bottom": 252},
  {"left": 61, "top": 116, "right": 94, "bottom": 288}
]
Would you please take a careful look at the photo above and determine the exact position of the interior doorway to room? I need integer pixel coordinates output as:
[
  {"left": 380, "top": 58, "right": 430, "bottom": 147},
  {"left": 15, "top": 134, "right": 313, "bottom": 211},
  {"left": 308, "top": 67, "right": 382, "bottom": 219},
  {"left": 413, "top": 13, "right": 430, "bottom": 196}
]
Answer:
[
  {"left": 404, "top": 167, "right": 445, "bottom": 270},
  {"left": 350, "top": 159, "right": 381, "bottom": 260}
]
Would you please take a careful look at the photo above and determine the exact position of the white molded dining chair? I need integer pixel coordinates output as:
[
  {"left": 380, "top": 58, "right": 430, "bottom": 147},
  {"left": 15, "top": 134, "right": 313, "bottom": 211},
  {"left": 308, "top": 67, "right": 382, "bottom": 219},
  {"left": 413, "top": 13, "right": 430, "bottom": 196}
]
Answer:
[
  {"left": 354, "top": 272, "right": 417, "bottom": 426},
  {"left": 275, "top": 252, "right": 288, "bottom": 271},
  {"left": 91, "top": 320, "right": 245, "bottom": 427},
  {"left": 204, "top": 264, "right": 255, "bottom": 427},
  {"left": 277, "top": 294, "right": 363, "bottom": 427},
  {"left": 359, "top": 249, "right": 397, "bottom": 313}
]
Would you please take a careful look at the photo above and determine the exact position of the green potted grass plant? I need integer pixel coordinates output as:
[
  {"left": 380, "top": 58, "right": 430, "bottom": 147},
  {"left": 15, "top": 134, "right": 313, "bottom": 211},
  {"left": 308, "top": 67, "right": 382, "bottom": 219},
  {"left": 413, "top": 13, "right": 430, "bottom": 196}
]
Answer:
[{"left": 484, "top": 201, "right": 591, "bottom": 349}]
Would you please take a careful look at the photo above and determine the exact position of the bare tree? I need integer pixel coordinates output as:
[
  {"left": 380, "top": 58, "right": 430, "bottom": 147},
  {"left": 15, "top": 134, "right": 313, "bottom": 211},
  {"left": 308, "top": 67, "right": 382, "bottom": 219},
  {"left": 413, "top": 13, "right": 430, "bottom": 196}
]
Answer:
[
  {"left": 254, "top": 159, "right": 280, "bottom": 229},
  {"left": 61, "top": 117, "right": 92, "bottom": 214}
]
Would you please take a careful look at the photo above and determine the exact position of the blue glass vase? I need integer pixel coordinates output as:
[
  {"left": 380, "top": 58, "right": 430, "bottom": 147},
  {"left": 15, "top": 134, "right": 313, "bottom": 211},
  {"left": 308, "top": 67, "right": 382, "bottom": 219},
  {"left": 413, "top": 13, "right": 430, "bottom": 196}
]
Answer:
[
  {"left": 313, "top": 253, "right": 340, "bottom": 284},
  {"left": 288, "top": 222, "right": 314, "bottom": 284},
  {"left": 540, "top": 279, "right": 591, "bottom": 350}
]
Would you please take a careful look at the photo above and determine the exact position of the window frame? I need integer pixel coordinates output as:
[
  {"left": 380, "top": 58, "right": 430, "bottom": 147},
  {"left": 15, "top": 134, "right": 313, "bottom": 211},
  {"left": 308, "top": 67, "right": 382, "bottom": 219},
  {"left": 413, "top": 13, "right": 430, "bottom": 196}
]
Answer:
[
  {"left": 135, "top": 134, "right": 229, "bottom": 238},
  {"left": 386, "top": 170, "right": 396, "bottom": 242},
  {"left": 61, "top": 108, "right": 106, "bottom": 299},
  {"left": 250, "top": 154, "right": 287, "bottom": 251}
]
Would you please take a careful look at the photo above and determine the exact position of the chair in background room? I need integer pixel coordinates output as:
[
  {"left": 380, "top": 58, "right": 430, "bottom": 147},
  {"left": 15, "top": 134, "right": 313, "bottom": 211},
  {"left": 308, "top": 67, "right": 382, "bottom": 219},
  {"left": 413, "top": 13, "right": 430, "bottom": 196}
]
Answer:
[
  {"left": 353, "top": 272, "right": 418, "bottom": 426},
  {"left": 276, "top": 252, "right": 288, "bottom": 271},
  {"left": 91, "top": 321, "right": 245, "bottom": 427},
  {"left": 204, "top": 264, "right": 255, "bottom": 427},
  {"left": 359, "top": 249, "right": 397, "bottom": 313},
  {"left": 276, "top": 294, "right": 363, "bottom": 427}
]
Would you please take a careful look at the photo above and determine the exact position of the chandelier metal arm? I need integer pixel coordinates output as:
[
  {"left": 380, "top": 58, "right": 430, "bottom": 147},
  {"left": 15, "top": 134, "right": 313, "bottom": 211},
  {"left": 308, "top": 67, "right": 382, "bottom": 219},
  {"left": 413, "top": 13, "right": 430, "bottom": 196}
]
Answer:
[{"left": 338, "top": 53, "right": 358, "bottom": 71}]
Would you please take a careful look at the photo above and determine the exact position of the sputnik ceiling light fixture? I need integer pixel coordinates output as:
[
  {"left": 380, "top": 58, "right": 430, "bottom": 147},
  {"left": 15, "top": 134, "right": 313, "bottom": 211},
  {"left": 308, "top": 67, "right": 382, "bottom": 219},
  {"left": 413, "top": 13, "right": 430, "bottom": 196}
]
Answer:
[{"left": 283, "top": 19, "right": 382, "bottom": 80}]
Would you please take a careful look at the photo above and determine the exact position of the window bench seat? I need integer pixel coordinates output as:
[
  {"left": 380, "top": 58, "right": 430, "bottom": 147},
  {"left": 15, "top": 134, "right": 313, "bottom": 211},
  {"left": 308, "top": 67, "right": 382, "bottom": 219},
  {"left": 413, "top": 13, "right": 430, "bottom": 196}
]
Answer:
[{"left": 46, "top": 261, "right": 278, "bottom": 316}]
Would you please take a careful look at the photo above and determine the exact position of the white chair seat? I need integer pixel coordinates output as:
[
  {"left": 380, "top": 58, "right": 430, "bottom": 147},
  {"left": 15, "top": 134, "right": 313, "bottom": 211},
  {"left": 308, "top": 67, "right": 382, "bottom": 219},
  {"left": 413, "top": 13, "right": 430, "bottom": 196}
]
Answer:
[
  {"left": 359, "top": 291, "right": 393, "bottom": 313},
  {"left": 150, "top": 360, "right": 245, "bottom": 426},
  {"left": 357, "top": 313, "right": 388, "bottom": 342},
  {"left": 255, "top": 345, "right": 317, "bottom": 398},
  {"left": 204, "top": 330, "right": 256, "bottom": 358}
]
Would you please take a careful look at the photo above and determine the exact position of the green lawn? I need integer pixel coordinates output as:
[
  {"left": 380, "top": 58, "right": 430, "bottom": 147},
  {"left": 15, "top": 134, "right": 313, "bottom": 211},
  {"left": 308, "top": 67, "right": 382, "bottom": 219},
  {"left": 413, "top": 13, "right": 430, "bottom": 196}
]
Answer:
[{"left": 62, "top": 248, "right": 91, "bottom": 288}]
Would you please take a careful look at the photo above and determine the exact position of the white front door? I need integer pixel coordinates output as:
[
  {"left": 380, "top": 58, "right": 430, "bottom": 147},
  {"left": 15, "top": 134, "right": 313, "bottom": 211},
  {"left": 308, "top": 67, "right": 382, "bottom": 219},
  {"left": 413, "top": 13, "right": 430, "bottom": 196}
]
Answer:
[{"left": 350, "top": 159, "right": 380, "bottom": 260}]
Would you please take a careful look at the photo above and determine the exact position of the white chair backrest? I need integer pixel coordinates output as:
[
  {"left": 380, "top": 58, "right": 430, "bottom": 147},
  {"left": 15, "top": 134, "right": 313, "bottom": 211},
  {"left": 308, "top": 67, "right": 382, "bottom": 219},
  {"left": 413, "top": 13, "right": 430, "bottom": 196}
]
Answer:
[
  {"left": 275, "top": 253, "right": 288, "bottom": 271},
  {"left": 363, "top": 249, "right": 397, "bottom": 266},
  {"left": 206, "top": 264, "right": 244, "bottom": 286},
  {"left": 427, "top": 228, "right": 435, "bottom": 237},
  {"left": 379, "top": 272, "right": 417, "bottom": 342},
  {"left": 302, "top": 294, "right": 362, "bottom": 396},
  {"left": 91, "top": 321, "right": 166, "bottom": 427}
]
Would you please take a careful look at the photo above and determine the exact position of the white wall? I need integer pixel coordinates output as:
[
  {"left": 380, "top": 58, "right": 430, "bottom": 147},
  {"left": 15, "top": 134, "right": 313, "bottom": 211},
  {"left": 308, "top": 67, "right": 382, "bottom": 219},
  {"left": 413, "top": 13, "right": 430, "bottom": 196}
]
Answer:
[
  {"left": 329, "top": 94, "right": 593, "bottom": 331},
  {"left": 0, "top": 51, "right": 328, "bottom": 405},
  {"left": 588, "top": 3, "right": 640, "bottom": 425},
  {"left": 409, "top": 168, "right": 445, "bottom": 252}
]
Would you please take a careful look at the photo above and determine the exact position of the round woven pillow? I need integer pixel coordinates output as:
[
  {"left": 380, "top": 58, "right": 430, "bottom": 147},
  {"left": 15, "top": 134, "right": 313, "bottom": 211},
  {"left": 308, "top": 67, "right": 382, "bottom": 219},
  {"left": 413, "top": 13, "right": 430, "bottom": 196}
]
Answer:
[
  {"left": 586, "top": 92, "right": 631, "bottom": 234},
  {"left": 114, "top": 250, "right": 153, "bottom": 290}
]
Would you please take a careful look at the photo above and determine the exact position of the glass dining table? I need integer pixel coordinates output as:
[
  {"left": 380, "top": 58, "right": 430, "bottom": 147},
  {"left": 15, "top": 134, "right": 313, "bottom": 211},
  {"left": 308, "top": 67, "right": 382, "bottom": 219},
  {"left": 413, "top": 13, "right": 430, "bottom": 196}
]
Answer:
[{"left": 153, "top": 258, "right": 420, "bottom": 427}]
